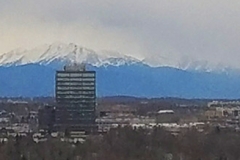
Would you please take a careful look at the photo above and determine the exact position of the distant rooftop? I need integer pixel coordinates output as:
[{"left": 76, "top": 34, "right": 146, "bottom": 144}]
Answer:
[{"left": 157, "top": 110, "right": 174, "bottom": 114}]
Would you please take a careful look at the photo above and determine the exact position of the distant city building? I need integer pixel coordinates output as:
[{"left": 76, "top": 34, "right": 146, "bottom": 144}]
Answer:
[
  {"left": 55, "top": 63, "right": 96, "bottom": 133},
  {"left": 157, "top": 110, "right": 174, "bottom": 114},
  {"left": 156, "top": 110, "right": 176, "bottom": 123}
]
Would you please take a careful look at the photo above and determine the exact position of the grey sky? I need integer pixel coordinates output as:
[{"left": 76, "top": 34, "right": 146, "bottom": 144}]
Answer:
[{"left": 0, "top": 0, "right": 240, "bottom": 68}]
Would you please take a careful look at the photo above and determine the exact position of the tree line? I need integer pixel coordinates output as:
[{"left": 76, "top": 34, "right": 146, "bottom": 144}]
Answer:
[{"left": 0, "top": 126, "right": 240, "bottom": 160}]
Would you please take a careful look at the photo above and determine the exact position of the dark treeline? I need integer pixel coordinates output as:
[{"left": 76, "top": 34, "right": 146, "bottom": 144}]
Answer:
[{"left": 1, "top": 127, "right": 240, "bottom": 160}]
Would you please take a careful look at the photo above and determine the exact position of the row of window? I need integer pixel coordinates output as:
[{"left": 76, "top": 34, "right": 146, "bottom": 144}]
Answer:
[
  {"left": 56, "top": 101, "right": 95, "bottom": 104},
  {"left": 57, "top": 82, "right": 95, "bottom": 86},
  {"left": 57, "top": 78, "right": 95, "bottom": 81},
  {"left": 57, "top": 91, "right": 95, "bottom": 95},
  {"left": 65, "top": 105, "right": 95, "bottom": 107},
  {"left": 57, "top": 86, "right": 95, "bottom": 90},
  {"left": 57, "top": 73, "right": 95, "bottom": 78},
  {"left": 57, "top": 95, "right": 95, "bottom": 99},
  {"left": 56, "top": 103, "right": 96, "bottom": 106}
]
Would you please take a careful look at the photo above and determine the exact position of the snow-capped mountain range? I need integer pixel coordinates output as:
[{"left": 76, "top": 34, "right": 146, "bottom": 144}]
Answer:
[
  {"left": 0, "top": 43, "right": 143, "bottom": 67},
  {"left": 0, "top": 42, "right": 233, "bottom": 72}
]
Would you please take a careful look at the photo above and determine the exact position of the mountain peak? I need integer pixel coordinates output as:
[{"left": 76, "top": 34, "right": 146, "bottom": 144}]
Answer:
[{"left": 0, "top": 43, "right": 143, "bottom": 67}]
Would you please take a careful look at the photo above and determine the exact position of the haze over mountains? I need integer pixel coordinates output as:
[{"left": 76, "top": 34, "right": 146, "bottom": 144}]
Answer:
[{"left": 0, "top": 43, "right": 240, "bottom": 99}]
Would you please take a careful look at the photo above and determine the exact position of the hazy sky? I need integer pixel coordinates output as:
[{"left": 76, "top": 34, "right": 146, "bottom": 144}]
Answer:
[{"left": 0, "top": 0, "right": 240, "bottom": 67}]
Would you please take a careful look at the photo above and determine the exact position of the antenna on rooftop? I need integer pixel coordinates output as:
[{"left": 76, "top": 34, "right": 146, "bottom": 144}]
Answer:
[
  {"left": 74, "top": 51, "right": 77, "bottom": 64},
  {"left": 73, "top": 45, "right": 78, "bottom": 65},
  {"left": 79, "top": 47, "right": 86, "bottom": 71}
]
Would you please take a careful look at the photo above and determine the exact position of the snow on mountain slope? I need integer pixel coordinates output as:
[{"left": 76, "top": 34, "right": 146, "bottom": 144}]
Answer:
[
  {"left": 0, "top": 42, "right": 235, "bottom": 72},
  {"left": 143, "top": 55, "right": 234, "bottom": 73},
  {"left": 0, "top": 43, "right": 142, "bottom": 67}
]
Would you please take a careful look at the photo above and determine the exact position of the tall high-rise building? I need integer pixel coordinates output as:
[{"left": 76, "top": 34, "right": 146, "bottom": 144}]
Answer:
[{"left": 55, "top": 63, "right": 96, "bottom": 132}]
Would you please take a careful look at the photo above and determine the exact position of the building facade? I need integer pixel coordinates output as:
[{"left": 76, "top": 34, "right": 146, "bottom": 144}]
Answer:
[
  {"left": 38, "top": 105, "right": 56, "bottom": 132},
  {"left": 55, "top": 64, "right": 96, "bottom": 133}
]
